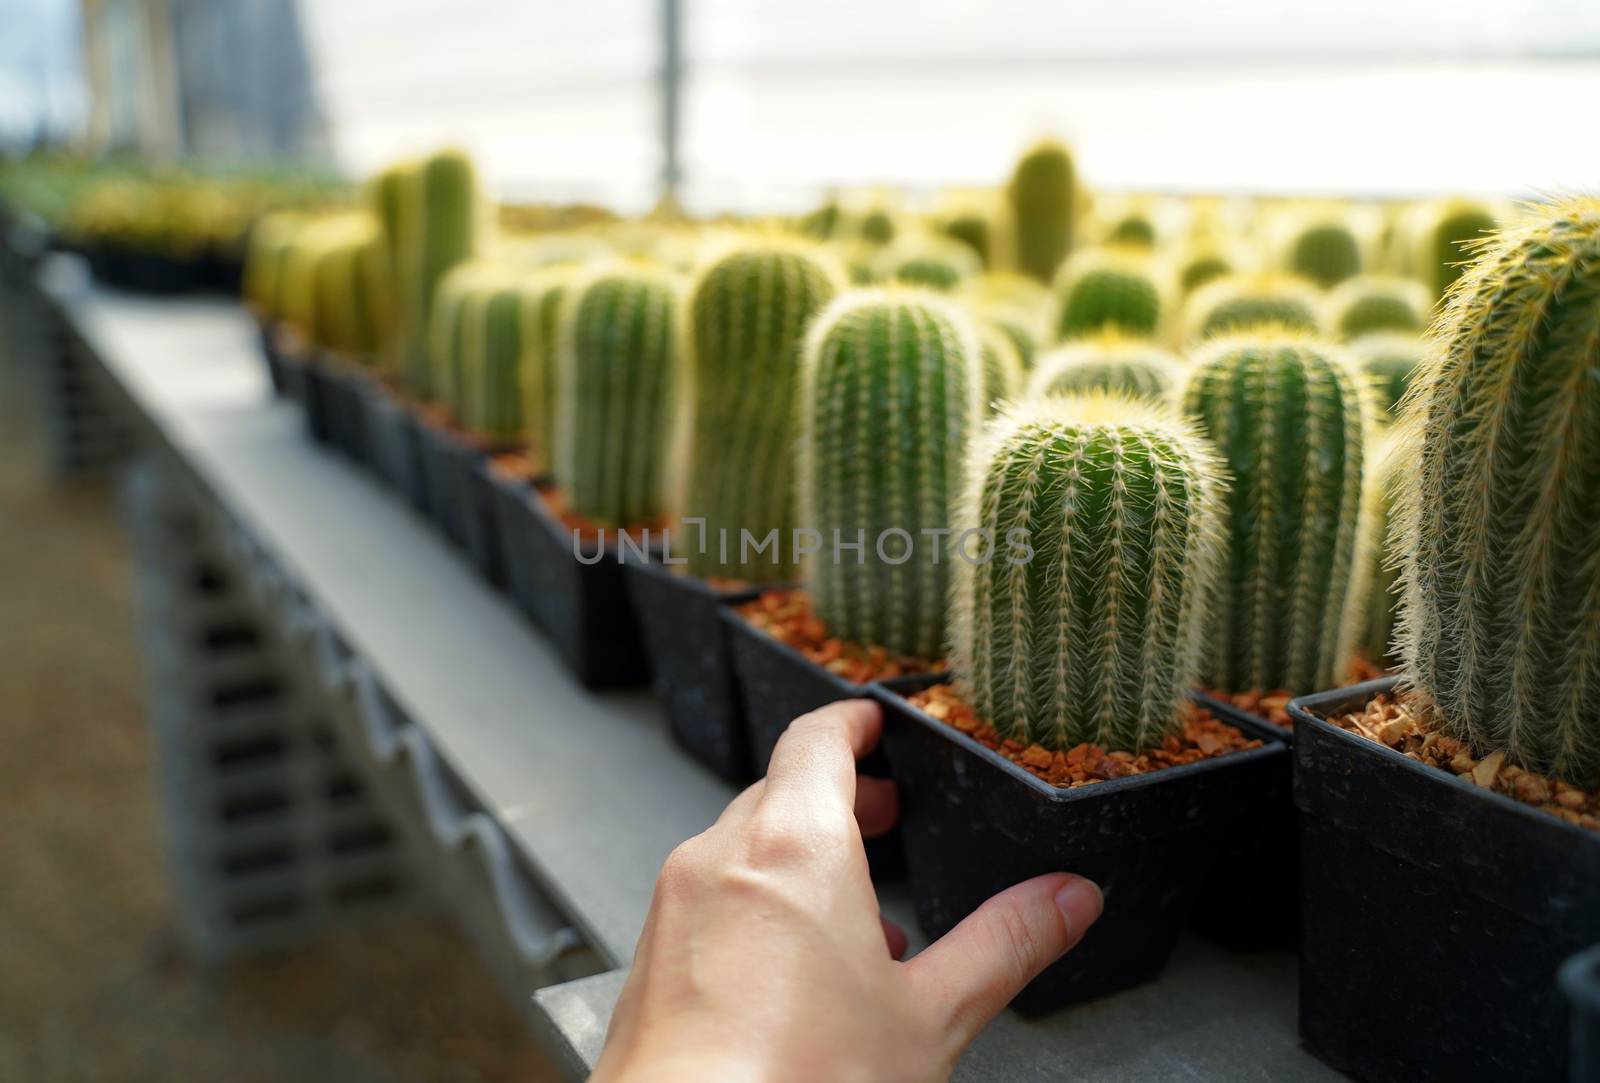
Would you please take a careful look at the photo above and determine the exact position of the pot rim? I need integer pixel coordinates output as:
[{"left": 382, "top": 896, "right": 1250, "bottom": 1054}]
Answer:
[
  {"left": 623, "top": 555, "right": 772, "bottom": 603},
  {"left": 1560, "top": 943, "right": 1600, "bottom": 1009}
]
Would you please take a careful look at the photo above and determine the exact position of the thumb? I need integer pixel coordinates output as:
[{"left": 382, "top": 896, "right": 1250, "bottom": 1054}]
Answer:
[{"left": 904, "top": 873, "right": 1102, "bottom": 1051}]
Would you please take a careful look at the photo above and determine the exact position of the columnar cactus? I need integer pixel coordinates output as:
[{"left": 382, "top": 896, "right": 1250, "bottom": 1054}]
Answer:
[
  {"left": 1182, "top": 331, "right": 1370, "bottom": 692},
  {"left": 1325, "top": 274, "right": 1432, "bottom": 341},
  {"left": 976, "top": 322, "right": 1023, "bottom": 416},
  {"left": 1027, "top": 335, "right": 1182, "bottom": 403},
  {"left": 681, "top": 240, "right": 842, "bottom": 580},
  {"left": 950, "top": 397, "right": 1226, "bottom": 752},
  {"left": 1395, "top": 198, "right": 1600, "bottom": 786},
  {"left": 1288, "top": 219, "right": 1362, "bottom": 287},
  {"left": 403, "top": 150, "right": 483, "bottom": 399},
  {"left": 1183, "top": 274, "right": 1322, "bottom": 341},
  {"left": 428, "top": 262, "right": 492, "bottom": 417},
  {"left": 516, "top": 267, "right": 574, "bottom": 464},
  {"left": 371, "top": 159, "right": 418, "bottom": 374},
  {"left": 1409, "top": 197, "right": 1497, "bottom": 299},
  {"left": 1051, "top": 250, "right": 1163, "bottom": 342},
  {"left": 458, "top": 273, "right": 526, "bottom": 444},
  {"left": 1348, "top": 332, "right": 1425, "bottom": 422},
  {"left": 1357, "top": 435, "right": 1403, "bottom": 666},
  {"left": 1007, "top": 139, "right": 1077, "bottom": 283},
  {"left": 801, "top": 290, "right": 982, "bottom": 657},
  {"left": 553, "top": 265, "right": 682, "bottom": 526},
  {"left": 242, "top": 211, "right": 304, "bottom": 321}
]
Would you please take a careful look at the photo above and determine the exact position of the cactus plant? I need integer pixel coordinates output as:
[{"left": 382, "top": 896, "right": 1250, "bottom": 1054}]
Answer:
[
  {"left": 1409, "top": 197, "right": 1497, "bottom": 299},
  {"left": 875, "top": 234, "right": 981, "bottom": 292},
  {"left": 242, "top": 211, "right": 305, "bottom": 321},
  {"left": 1105, "top": 212, "right": 1157, "bottom": 249},
  {"left": 800, "top": 290, "right": 983, "bottom": 657},
  {"left": 940, "top": 208, "right": 996, "bottom": 268},
  {"left": 516, "top": 267, "right": 575, "bottom": 464},
  {"left": 962, "top": 273, "right": 1050, "bottom": 367},
  {"left": 1325, "top": 274, "right": 1432, "bottom": 341},
  {"left": 1394, "top": 198, "right": 1600, "bottom": 786},
  {"left": 1027, "top": 335, "right": 1182, "bottom": 403},
  {"left": 458, "top": 272, "right": 527, "bottom": 444},
  {"left": 1177, "top": 245, "right": 1236, "bottom": 296},
  {"left": 553, "top": 265, "right": 683, "bottom": 526},
  {"left": 976, "top": 321, "right": 1024, "bottom": 416},
  {"left": 1288, "top": 218, "right": 1362, "bottom": 287},
  {"left": 1183, "top": 274, "right": 1321, "bottom": 341},
  {"left": 1348, "top": 332, "right": 1425, "bottom": 422},
  {"left": 427, "top": 262, "right": 494, "bottom": 418},
  {"left": 1182, "top": 330, "right": 1370, "bottom": 693},
  {"left": 950, "top": 396, "right": 1226, "bottom": 752},
  {"left": 1006, "top": 139, "right": 1077, "bottom": 283},
  {"left": 1051, "top": 249, "right": 1163, "bottom": 342},
  {"left": 681, "top": 240, "right": 842, "bottom": 580},
  {"left": 402, "top": 149, "right": 483, "bottom": 399},
  {"left": 1356, "top": 435, "right": 1403, "bottom": 666}
]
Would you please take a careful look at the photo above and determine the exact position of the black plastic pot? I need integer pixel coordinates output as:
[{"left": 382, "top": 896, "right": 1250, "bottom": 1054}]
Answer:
[
  {"left": 256, "top": 319, "right": 286, "bottom": 397},
  {"left": 879, "top": 673, "right": 1288, "bottom": 1014},
  {"left": 624, "top": 562, "right": 765, "bottom": 783},
  {"left": 323, "top": 363, "right": 375, "bottom": 466},
  {"left": 413, "top": 416, "right": 481, "bottom": 548},
  {"left": 1291, "top": 678, "right": 1600, "bottom": 1083},
  {"left": 363, "top": 390, "right": 429, "bottom": 512},
  {"left": 1562, "top": 945, "right": 1600, "bottom": 1083},
  {"left": 1186, "top": 690, "right": 1295, "bottom": 949},
  {"left": 298, "top": 352, "right": 335, "bottom": 446},
  {"left": 460, "top": 458, "right": 510, "bottom": 589},
  {"left": 490, "top": 482, "right": 651, "bottom": 689}
]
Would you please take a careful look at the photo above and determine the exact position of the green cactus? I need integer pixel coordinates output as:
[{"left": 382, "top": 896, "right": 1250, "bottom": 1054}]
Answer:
[
  {"left": 797, "top": 199, "right": 840, "bottom": 240},
  {"left": 1178, "top": 248, "right": 1235, "bottom": 295},
  {"left": 1006, "top": 139, "right": 1077, "bottom": 283},
  {"left": 1183, "top": 274, "right": 1322, "bottom": 341},
  {"left": 516, "top": 267, "right": 574, "bottom": 465},
  {"left": 403, "top": 149, "right": 483, "bottom": 399},
  {"left": 553, "top": 265, "right": 682, "bottom": 526},
  {"left": 1356, "top": 435, "right": 1403, "bottom": 667},
  {"left": 1027, "top": 334, "right": 1182, "bottom": 403},
  {"left": 681, "top": 240, "right": 842, "bottom": 580},
  {"left": 950, "top": 396, "right": 1226, "bottom": 752},
  {"left": 1394, "top": 198, "right": 1600, "bottom": 786},
  {"left": 859, "top": 206, "right": 897, "bottom": 246},
  {"left": 962, "top": 273, "right": 1050, "bottom": 368},
  {"left": 458, "top": 273, "right": 526, "bottom": 444},
  {"left": 242, "top": 211, "right": 304, "bottom": 320},
  {"left": 1288, "top": 219, "right": 1362, "bottom": 287},
  {"left": 800, "top": 290, "right": 982, "bottom": 657},
  {"left": 1410, "top": 198, "right": 1497, "bottom": 299},
  {"left": 1326, "top": 274, "right": 1432, "bottom": 341},
  {"left": 427, "top": 262, "right": 492, "bottom": 418},
  {"left": 1182, "top": 330, "right": 1370, "bottom": 693},
  {"left": 1348, "top": 332, "right": 1425, "bottom": 422},
  {"left": 940, "top": 210, "right": 995, "bottom": 267},
  {"left": 1051, "top": 250, "right": 1163, "bottom": 342},
  {"left": 1105, "top": 213, "right": 1156, "bottom": 249},
  {"left": 875, "top": 235, "right": 981, "bottom": 292},
  {"left": 976, "top": 321, "right": 1024, "bottom": 416}
]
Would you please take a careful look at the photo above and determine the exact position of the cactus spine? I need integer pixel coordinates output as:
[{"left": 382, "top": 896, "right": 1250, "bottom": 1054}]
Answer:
[
  {"left": 951, "top": 397, "right": 1226, "bottom": 752},
  {"left": 682, "top": 241, "right": 842, "bottom": 580},
  {"left": 1051, "top": 250, "right": 1163, "bottom": 342},
  {"left": 1395, "top": 198, "right": 1600, "bottom": 786},
  {"left": 1357, "top": 436, "right": 1403, "bottom": 666},
  {"left": 1410, "top": 198, "right": 1497, "bottom": 299},
  {"left": 1325, "top": 274, "right": 1432, "bottom": 341},
  {"left": 1182, "top": 332, "right": 1370, "bottom": 692},
  {"left": 1028, "top": 335, "right": 1182, "bottom": 403},
  {"left": 800, "top": 290, "right": 982, "bottom": 657},
  {"left": 1007, "top": 140, "right": 1077, "bottom": 283},
  {"left": 1183, "top": 274, "right": 1321, "bottom": 341},
  {"left": 554, "top": 265, "right": 682, "bottom": 526},
  {"left": 1348, "top": 332, "right": 1425, "bottom": 422}
]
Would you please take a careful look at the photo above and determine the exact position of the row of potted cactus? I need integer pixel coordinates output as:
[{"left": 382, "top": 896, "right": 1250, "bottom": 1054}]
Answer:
[{"left": 241, "top": 141, "right": 1598, "bottom": 1081}]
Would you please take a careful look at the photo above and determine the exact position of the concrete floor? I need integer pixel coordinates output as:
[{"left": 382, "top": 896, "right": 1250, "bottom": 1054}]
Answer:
[{"left": 0, "top": 368, "right": 559, "bottom": 1081}]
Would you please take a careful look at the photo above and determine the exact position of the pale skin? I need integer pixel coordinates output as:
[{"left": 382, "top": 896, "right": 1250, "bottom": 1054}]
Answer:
[{"left": 593, "top": 698, "right": 1104, "bottom": 1083}]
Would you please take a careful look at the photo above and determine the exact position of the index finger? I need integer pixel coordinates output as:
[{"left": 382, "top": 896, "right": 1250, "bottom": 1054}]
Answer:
[{"left": 760, "top": 698, "right": 882, "bottom": 813}]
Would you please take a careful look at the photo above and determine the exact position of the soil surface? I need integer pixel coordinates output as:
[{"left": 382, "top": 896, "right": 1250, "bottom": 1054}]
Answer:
[
  {"left": 736, "top": 588, "right": 945, "bottom": 684},
  {"left": 0, "top": 366, "right": 557, "bottom": 1081}
]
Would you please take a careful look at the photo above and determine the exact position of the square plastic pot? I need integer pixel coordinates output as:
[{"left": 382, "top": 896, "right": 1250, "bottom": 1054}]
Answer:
[
  {"left": 298, "top": 352, "right": 335, "bottom": 446},
  {"left": 1562, "top": 945, "right": 1600, "bottom": 1083},
  {"left": 1290, "top": 678, "right": 1600, "bottom": 1083},
  {"left": 362, "top": 388, "right": 429, "bottom": 511},
  {"left": 623, "top": 561, "right": 764, "bottom": 783},
  {"left": 324, "top": 363, "right": 375, "bottom": 466},
  {"left": 879, "top": 673, "right": 1288, "bottom": 1014},
  {"left": 490, "top": 481, "right": 650, "bottom": 689},
  {"left": 255, "top": 319, "right": 286, "bottom": 397},
  {"left": 413, "top": 416, "right": 480, "bottom": 549},
  {"left": 461, "top": 459, "right": 509, "bottom": 589},
  {"left": 1185, "top": 689, "right": 1295, "bottom": 949}
]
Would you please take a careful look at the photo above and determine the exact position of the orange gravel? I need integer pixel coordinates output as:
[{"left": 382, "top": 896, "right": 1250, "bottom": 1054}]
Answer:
[
  {"left": 909, "top": 682, "right": 1264, "bottom": 789},
  {"left": 736, "top": 588, "right": 945, "bottom": 684},
  {"left": 1325, "top": 691, "right": 1600, "bottom": 834},
  {"left": 1207, "top": 652, "right": 1392, "bottom": 729}
]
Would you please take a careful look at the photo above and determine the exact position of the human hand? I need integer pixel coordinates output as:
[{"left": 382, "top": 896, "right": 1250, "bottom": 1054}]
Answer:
[{"left": 592, "top": 698, "right": 1103, "bottom": 1083}]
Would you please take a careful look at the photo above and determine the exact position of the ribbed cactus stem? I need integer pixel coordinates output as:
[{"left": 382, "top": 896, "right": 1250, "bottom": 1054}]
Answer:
[
  {"left": 1051, "top": 249, "right": 1163, "bottom": 342},
  {"left": 427, "top": 262, "right": 490, "bottom": 418},
  {"left": 1184, "top": 274, "right": 1321, "bottom": 341},
  {"left": 1182, "top": 331, "right": 1370, "bottom": 692},
  {"left": 554, "top": 265, "right": 682, "bottom": 526},
  {"left": 1357, "top": 436, "right": 1403, "bottom": 666},
  {"left": 1288, "top": 219, "right": 1362, "bottom": 287},
  {"left": 682, "top": 240, "right": 842, "bottom": 580},
  {"left": 1027, "top": 335, "right": 1182, "bottom": 403},
  {"left": 800, "top": 290, "right": 982, "bottom": 657},
  {"left": 1395, "top": 198, "right": 1600, "bottom": 786},
  {"left": 1007, "top": 140, "right": 1077, "bottom": 283},
  {"left": 1348, "top": 332, "right": 1425, "bottom": 423},
  {"left": 1325, "top": 274, "right": 1432, "bottom": 341},
  {"left": 1411, "top": 198, "right": 1497, "bottom": 300},
  {"left": 459, "top": 274, "right": 526, "bottom": 444},
  {"left": 976, "top": 322, "right": 1023, "bottom": 416},
  {"left": 951, "top": 396, "right": 1226, "bottom": 752},
  {"left": 516, "top": 268, "right": 573, "bottom": 465},
  {"left": 403, "top": 150, "right": 482, "bottom": 399},
  {"left": 876, "top": 235, "right": 981, "bottom": 292}
]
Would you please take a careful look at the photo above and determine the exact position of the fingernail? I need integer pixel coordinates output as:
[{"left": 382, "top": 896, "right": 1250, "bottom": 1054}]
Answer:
[{"left": 1054, "top": 875, "right": 1104, "bottom": 944}]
